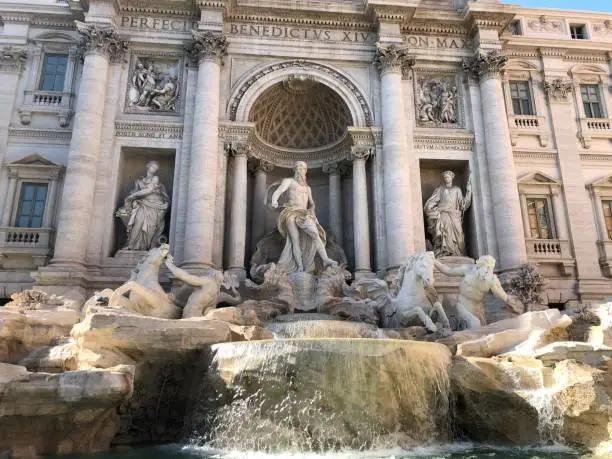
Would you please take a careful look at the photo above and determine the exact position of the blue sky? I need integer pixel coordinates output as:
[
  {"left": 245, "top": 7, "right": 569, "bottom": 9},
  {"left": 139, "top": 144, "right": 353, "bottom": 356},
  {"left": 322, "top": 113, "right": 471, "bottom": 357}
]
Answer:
[{"left": 508, "top": 0, "right": 612, "bottom": 13}]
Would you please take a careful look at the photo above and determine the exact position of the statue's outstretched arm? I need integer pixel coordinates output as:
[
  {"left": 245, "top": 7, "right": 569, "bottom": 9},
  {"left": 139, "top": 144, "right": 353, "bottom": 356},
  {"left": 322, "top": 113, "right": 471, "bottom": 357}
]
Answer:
[
  {"left": 490, "top": 278, "right": 524, "bottom": 314},
  {"left": 165, "top": 258, "right": 205, "bottom": 287},
  {"left": 270, "top": 179, "right": 290, "bottom": 207},
  {"left": 434, "top": 259, "right": 466, "bottom": 277}
]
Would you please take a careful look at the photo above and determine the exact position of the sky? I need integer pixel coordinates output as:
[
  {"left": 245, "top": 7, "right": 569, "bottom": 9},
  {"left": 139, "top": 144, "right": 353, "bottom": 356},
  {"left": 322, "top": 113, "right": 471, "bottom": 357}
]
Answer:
[{"left": 508, "top": 0, "right": 612, "bottom": 13}]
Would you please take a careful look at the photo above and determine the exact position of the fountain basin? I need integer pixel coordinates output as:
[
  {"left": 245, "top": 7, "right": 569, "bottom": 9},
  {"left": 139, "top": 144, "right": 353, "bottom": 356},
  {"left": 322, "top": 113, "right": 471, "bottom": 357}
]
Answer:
[{"left": 190, "top": 339, "right": 452, "bottom": 452}]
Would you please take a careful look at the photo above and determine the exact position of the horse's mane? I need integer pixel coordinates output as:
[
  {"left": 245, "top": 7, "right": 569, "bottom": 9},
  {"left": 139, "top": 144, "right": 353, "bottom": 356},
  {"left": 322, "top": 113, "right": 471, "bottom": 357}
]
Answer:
[{"left": 393, "top": 252, "right": 432, "bottom": 290}]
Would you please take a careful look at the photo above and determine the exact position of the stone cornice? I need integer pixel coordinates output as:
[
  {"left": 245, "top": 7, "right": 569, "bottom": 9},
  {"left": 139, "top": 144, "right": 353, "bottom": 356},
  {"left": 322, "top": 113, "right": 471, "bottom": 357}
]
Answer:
[
  {"left": 513, "top": 150, "right": 557, "bottom": 162},
  {"left": 413, "top": 133, "right": 474, "bottom": 151},
  {"left": 8, "top": 128, "right": 72, "bottom": 141},
  {"left": 185, "top": 30, "right": 228, "bottom": 65},
  {"left": 225, "top": 142, "right": 250, "bottom": 157},
  {"left": 117, "top": 0, "right": 197, "bottom": 16},
  {"left": 374, "top": 43, "right": 414, "bottom": 76},
  {"left": 226, "top": 12, "right": 373, "bottom": 31},
  {"left": 0, "top": 46, "right": 28, "bottom": 73},
  {"left": 402, "top": 22, "right": 468, "bottom": 37},
  {"left": 463, "top": 50, "right": 507, "bottom": 81},
  {"left": 75, "top": 21, "right": 129, "bottom": 62}
]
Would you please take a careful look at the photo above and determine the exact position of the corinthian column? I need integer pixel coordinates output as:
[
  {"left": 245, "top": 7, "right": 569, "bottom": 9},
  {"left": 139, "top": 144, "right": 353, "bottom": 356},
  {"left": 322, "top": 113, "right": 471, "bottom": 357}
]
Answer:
[
  {"left": 183, "top": 31, "right": 228, "bottom": 269},
  {"left": 351, "top": 147, "right": 372, "bottom": 277},
  {"left": 250, "top": 158, "right": 273, "bottom": 251},
  {"left": 52, "top": 22, "right": 127, "bottom": 267},
  {"left": 227, "top": 143, "right": 249, "bottom": 279},
  {"left": 463, "top": 50, "right": 527, "bottom": 269},
  {"left": 322, "top": 162, "right": 343, "bottom": 246},
  {"left": 375, "top": 44, "right": 414, "bottom": 269}
]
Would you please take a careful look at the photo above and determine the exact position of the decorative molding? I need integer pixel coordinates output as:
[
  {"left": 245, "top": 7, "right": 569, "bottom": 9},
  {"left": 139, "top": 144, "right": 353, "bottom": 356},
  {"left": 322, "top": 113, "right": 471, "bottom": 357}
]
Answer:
[
  {"left": 513, "top": 150, "right": 557, "bottom": 162},
  {"left": 75, "top": 21, "right": 128, "bottom": 62},
  {"left": 0, "top": 47, "right": 28, "bottom": 73},
  {"left": 505, "top": 48, "right": 539, "bottom": 59},
  {"left": 226, "top": 142, "right": 251, "bottom": 157},
  {"left": 228, "top": 59, "right": 373, "bottom": 126},
  {"left": 227, "top": 13, "right": 373, "bottom": 31},
  {"left": 538, "top": 47, "right": 567, "bottom": 58},
  {"left": 8, "top": 128, "right": 72, "bottom": 141},
  {"left": 374, "top": 43, "right": 414, "bottom": 76},
  {"left": 542, "top": 79, "right": 575, "bottom": 102},
  {"left": 114, "top": 121, "right": 183, "bottom": 139},
  {"left": 462, "top": 50, "right": 507, "bottom": 81},
  {"left": 413, "top": 133, "right": 474, "bottom": 151},
  {"left": 185, "top": 30, "right": 228, "bottom": 65},
  {"left": 563, "top": 53, "right": 609, "bottom": 63},
  {"left": 580, "top": 153, "right": 612, "bottom": 162},
  {"left": 402, "top": 22, "right": 468, "bottom": 37},
  {"left": 218, "top": 122, "right": 256, "bottom": 144}
]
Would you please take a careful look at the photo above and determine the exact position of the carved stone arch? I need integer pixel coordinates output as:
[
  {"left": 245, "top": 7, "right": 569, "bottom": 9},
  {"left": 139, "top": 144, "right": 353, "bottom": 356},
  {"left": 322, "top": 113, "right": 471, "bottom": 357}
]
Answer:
[
  {"left": 227, "top": 59, "right": 373, "bottom": 127},
  {"left": 32, "top": 31, "right": 79, "bottom": 43},
  {"left": 569, "top": 63, "right": 608, "bottom": 84},
  {"left": 506, "top": 59, "right": 539, "bottom": 71},
  {"left": 503, "top": 59, "right": 541, "bottom": 82}
]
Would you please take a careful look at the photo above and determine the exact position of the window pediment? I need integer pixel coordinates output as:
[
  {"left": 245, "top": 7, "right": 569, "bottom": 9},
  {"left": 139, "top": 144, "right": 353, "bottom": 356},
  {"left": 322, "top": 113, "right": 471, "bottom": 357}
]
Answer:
[
  {"left": 518, "top": 171, "right": 561, "bottom": 195},
  {"left": 7, "top": 154, "right": 63, "bottom": 180},
  {"left": 588, "top": 174, "right": 612, "bottom": 196}
]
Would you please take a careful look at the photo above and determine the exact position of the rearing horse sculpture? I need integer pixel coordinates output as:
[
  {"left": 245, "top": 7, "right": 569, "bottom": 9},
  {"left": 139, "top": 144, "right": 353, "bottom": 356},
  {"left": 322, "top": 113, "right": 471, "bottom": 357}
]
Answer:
[{"left": 382, "top": 251, "right": 450, "bottom": 332}]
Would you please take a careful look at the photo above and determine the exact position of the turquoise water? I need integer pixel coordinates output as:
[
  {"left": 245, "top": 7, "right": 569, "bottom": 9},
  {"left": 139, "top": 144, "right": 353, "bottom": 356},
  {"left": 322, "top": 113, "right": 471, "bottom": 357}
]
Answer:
[{"left": 67, "top": 443, "right": 590, "bottom": 459}]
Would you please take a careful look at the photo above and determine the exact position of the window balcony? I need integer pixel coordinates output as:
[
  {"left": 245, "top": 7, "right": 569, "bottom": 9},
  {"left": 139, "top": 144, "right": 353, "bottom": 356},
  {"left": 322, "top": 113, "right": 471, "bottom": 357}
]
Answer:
[
  {"left": 18, "top": 90, "right": 73, "bottom": 128},
  {"left": 597, "top": 240, "right": 612, "bottom": 277},
  {"left": 508, "top": 115, "right": 549, "bottom": 147},
  {"left": 578, "top": 117, "right": 612, "bottom": 149},
  {"left": 0, "top": 227, "right": 53, "bottom": 267},
  {"left": 525, "top": 238, "right": 575, "bottom": 276}
]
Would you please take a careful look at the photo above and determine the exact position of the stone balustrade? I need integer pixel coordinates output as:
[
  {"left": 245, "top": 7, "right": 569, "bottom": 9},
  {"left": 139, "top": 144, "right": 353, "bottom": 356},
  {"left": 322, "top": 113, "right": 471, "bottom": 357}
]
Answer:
[
  {"left": 578, "top": 117, "right": 612, "bottom": 148},
  {"left": 19, "top": 90, "right": 73, "bottom": 127},
  {"left": 525, "top": 238, "right": 575, "bottom": 276},
  {"left": 0, "top": 227, "right": 53, "bottom": 267},
  {"left": 508, "top": 115, "right": 549, "bottom": 147},
  {"left": 597, "top": 240, "right": 612, "bottom": 277}
]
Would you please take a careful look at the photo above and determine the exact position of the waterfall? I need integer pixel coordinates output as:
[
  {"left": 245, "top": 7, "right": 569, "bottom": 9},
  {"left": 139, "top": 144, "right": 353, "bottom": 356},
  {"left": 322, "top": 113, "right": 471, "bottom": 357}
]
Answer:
[{"left": 185, "top": 338, "right": 453, "bottom": 454}]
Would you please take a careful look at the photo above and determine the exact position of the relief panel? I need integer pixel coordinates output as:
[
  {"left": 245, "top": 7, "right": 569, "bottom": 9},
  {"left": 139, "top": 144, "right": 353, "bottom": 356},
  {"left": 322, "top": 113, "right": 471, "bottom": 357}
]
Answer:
[{"left": 415, "top": 73, "right": 461, "bottom": 128}]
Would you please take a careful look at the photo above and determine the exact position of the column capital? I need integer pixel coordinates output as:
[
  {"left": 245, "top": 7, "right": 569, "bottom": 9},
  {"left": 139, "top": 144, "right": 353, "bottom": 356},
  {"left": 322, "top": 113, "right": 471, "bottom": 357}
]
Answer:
[
  {"left": 75, "top": 21, "right": 128, "bottom": 62},
  {"left": 462, "top": 50, "right": 507, "bottom": 82},
  {"left": 350, "top": 146, "right": 372, "bottom": 162},
  {"left": 0, "top": 46, "right": 27, "bottom": 73},
  {"left": 248, "top": 157, "right": 274, "bottom": 174},
  {"left": 322, "top": 162, "right": 347, "bottom": 175},
  {"left": 374, "top": 43, "right": 414, "bottom": 77},
  {"left": 186, "top": 30, "right": 228, "bottom": 65},
  {"left": 225, "top": 142, "right": 250, "bottom": 158},
  {"left": 542, "top": 78, "right": 575, "bottom": 103}
]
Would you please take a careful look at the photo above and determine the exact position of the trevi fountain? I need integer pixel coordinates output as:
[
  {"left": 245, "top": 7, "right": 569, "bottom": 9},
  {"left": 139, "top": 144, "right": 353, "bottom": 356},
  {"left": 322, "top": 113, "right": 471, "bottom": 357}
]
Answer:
[{"left": 1, "top": 160, "right": 611, "bottom": 459}]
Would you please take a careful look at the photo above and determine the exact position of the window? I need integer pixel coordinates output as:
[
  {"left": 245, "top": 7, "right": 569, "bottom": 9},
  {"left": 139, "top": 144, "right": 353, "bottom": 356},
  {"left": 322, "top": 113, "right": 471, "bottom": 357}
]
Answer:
[
  {"left": 570, "top": 24, "right": 587, "bottom": 40},
  {"left": 581, "top": 85, "right": 604, "bottom": 118},
  {"left": 509, "top": 81, "right": 534, "bottom": 116},
  {"left": 509, "top": 20, "right": 523, "bottom": 36},
  {"left": 15, "top": 183, "right": 48, "bottom": 228},
  {"left": 39, "top": 54, "right": 68, "bottom": 91},
  {"left": 604, "top": 200, "right": 612, "bottom": 239},
  {"left": 527, "top": 197, "right": 554, "bottom": 239}
]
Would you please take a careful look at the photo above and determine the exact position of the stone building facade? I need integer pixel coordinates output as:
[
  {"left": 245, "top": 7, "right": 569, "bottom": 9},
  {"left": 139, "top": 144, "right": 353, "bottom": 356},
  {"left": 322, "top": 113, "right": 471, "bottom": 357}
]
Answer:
[{"left": 0, "top": 0, "right": 611, "bottom": 306}]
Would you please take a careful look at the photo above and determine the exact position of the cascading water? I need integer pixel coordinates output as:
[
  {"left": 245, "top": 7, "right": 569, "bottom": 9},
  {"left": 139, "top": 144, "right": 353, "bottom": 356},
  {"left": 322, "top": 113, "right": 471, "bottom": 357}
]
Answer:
[
  {"left": 185, "top": 338, "right": 453, "bottom": 454},
  {"left": 499, "top": 360, "right": 565, "bottom": 444}
]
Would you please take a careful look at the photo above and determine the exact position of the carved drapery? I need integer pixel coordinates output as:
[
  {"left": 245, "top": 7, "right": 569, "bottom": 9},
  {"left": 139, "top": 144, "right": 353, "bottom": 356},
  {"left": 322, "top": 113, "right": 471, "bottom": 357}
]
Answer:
[
  {"left": 542, "top": 79, "right": 575, "bottom": 102},
  {"left": 0, "top": 46, "right": 27, "bottom": 73},
  {"left": 186, "top": 31, "right": 228, "bottom": 65},
  {"left": 374, "top": 43, "right": 413, "bottom": 76},
  {"left": 463, "top": 50, "right": 508, "bottom": 81},
  {"left": 75, "top": 21, "right": 128, "bottom": 62}
]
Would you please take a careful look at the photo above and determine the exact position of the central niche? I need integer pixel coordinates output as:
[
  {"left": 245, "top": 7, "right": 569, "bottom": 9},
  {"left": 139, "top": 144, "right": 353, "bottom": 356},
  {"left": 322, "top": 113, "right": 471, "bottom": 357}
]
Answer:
[{"left": 249, "top": 76, "right": 352, "bottom": 150}]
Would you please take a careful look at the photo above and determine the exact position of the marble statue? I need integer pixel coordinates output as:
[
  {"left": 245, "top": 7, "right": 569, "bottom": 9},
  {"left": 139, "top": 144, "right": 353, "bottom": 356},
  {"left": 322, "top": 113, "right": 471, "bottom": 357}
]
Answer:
[
  {"left": 383, "top": 251, "right": 450, "bottom": 332},
  {"left": 267, "top": 161, "right": 337, "bottom": 274},
  {"left": 116, "top": 161, "right": 169, "bottom": 251},
  {"left": 149, "top": 76, "right": 178, "bottom": 111},
  {"left": 108, "top": 244, "right": 181, "bottom": 319},
  {"left": 424, "top": 170, "right": 472, "bottom": 257},
  {"left": 434, "top": 255, "right": 524, "bottom": 329},
  {"left": 164, "top": 254, "right": 242, "bottom": 318}
]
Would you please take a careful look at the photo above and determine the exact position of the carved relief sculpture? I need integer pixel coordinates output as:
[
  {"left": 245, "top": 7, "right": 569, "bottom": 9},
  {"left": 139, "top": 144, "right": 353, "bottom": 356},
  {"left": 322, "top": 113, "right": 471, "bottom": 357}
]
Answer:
[
  {"left": 127, "top": 58, "right": 180, "bottom": 112},
  {"left": 593, "top": 20, "right": 612, "bottom": 36},
  {"left": 116, "top": 161, "right": 170, "bottom": 251},
  {"left": 434, "top": 256, "right": 524, "bottom": 329},
  {"left": 417, "top": 76, "right": 458, "bottom": 126},
  {"left": 424, "top": 171, "right": 472, "bottom": 257},
  {"left": 527, "top": 16, "right": 563, "bottom": 33},
  {"left": 0, "top": 46, "right": 27, "bottom": 73},
  {"left": 266, "top": 161, "right": 338, "bottom": 274},
  {"left": 542, "top": 79, "right": 575, "bottom": 102}
]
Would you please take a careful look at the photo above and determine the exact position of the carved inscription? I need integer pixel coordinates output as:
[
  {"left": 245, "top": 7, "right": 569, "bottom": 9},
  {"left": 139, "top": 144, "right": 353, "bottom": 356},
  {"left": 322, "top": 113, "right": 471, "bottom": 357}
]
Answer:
[
  {"left": 120, "top": 16, "right": 198, "bottom": 32},
  {"left": 404, "top": 36, "right": 471, "bottom": 49},
  {"left": 228, "top": 24, "right": 376, "bottom": 43}
]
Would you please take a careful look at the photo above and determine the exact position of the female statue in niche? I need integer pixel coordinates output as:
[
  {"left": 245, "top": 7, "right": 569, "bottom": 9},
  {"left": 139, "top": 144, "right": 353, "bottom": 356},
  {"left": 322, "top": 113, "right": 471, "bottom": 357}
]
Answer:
[{"left": 116, "top": 161, "right": 170, "bottom": 251}]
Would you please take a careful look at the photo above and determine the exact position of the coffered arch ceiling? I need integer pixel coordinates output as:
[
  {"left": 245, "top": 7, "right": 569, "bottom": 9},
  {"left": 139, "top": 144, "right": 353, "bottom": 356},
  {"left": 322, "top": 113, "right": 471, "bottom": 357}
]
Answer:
[{"left": 249, "top": 77, "right": 353, "bottom": 150}]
